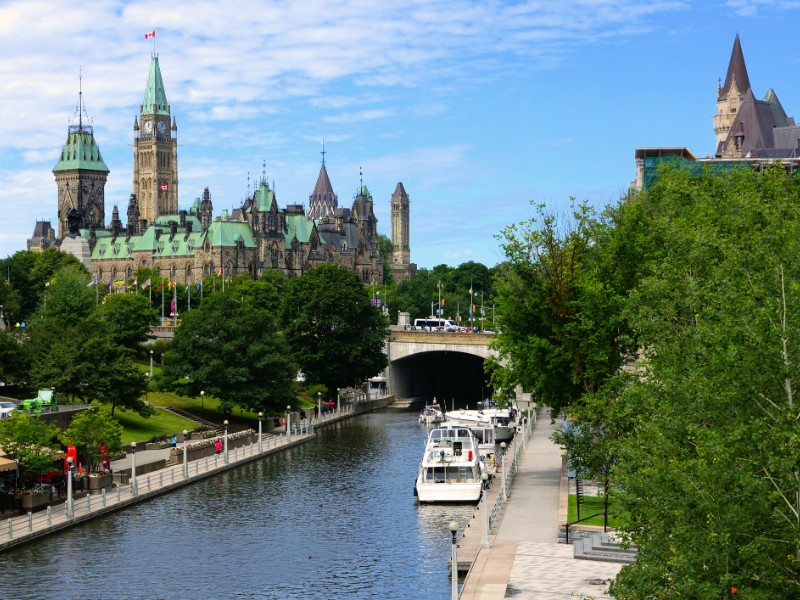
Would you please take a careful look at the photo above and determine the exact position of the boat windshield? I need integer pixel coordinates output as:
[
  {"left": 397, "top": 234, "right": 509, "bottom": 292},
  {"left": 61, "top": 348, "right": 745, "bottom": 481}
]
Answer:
[{"left": 430, "top": 428, "right": 472, "bottom": 441}]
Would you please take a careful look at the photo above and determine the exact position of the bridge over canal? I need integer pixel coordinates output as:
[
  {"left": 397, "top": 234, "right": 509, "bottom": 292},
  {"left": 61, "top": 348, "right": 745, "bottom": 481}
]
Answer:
[{"left": 385, "top": 328, "right": 496, "bottom": 405}]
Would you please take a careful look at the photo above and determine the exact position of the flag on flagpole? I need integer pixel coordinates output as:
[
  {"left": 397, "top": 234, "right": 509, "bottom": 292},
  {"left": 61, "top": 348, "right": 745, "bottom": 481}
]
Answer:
[
  {"left": 87, "top": 277, "right": 98, "bottom": 287},
  {"left": 193, "top": 282, "right": 202, "bottom": 292},
  {"left": 217, "top": 267, "right": 224, "bottom": 276},
  {"left": 155, "top": 281, "right": 163, "bottom": 292},
  {"left": 159, "top": 184, "right": 169, "bottom": 190},
  {"left": 141, "top": 278, "right": 151, "bottom": 290},
  {"left": 145, "top": 30, "right": 156, "bottom": 39},
  {"left": 105, "top": 281, "right": 112, "bottom": 292},
  {"left": 114, "top": 279, "right": 125, "bottom": 286}
]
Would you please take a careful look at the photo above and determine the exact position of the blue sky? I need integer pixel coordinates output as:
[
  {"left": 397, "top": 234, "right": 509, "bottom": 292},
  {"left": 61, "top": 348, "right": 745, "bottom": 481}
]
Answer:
[{"left": 1, "top": 0, "right": 799, "bottom": 269}]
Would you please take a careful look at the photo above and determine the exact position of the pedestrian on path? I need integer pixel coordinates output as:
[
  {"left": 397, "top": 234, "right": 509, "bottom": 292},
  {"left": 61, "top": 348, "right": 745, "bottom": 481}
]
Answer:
[
  {"left": 215, "top": 439, "right": 222, "bottom": 454},
  {"left": 171, "top": 435, "right": 177, "bottom": 448}
]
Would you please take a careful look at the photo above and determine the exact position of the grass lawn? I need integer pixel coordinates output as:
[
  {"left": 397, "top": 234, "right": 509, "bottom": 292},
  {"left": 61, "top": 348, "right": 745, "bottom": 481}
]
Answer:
[
  {"left": 567, "top": 493, "right": 618, "bottom": 528},
  {"left": 96, "top": 404, "right": 197, "bottom": 445}
]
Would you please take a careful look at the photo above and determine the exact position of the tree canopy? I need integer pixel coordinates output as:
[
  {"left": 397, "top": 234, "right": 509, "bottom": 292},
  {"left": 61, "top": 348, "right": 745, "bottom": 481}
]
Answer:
[{"left": 281, "top": 264, "right": 388, "bottom": 391}]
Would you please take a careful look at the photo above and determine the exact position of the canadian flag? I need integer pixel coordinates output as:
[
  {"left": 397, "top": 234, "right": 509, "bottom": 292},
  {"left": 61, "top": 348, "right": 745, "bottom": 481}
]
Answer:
[
  {"left": 145, "top": 30, "right": 156, "bottom": 39},
  {"left": 159, "top": 184, "right": 169, "bottom": 191},
  {"left": 217, "top": 267, "right": 224, "bottom": 276}
]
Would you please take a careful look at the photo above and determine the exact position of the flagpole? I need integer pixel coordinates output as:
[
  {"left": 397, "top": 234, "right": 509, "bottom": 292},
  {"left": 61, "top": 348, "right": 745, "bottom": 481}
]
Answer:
[{"left": 161, "top": 281, "right": 165, "bottom": 323}]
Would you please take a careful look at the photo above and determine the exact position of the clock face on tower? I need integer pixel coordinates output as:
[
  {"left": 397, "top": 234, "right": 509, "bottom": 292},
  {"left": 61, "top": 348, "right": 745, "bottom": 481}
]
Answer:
[
  {"left": 157, "top": 120, "right": 166, "bottom": 134},
  {"left": 143, "top": 120, "right": 152, "bottom": 134}
]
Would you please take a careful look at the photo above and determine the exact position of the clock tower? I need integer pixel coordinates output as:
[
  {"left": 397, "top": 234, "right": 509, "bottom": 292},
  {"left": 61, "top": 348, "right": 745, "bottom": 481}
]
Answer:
[
  {"left": 133, "top": 54, "right": 178, "bottom": 226},
  {"left": 53, "top": 84, "right": 109, "bottom": 239}
]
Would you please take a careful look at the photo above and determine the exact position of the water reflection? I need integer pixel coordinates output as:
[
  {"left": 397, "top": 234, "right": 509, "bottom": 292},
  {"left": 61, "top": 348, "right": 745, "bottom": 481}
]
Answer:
[{"left": 1, "top": 412, "right": 476, "bottom": 600}]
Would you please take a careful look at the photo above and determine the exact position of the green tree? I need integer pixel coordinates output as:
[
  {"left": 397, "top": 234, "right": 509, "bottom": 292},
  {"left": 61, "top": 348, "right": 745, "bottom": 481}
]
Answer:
[
  {"left": 162, "top": 280, "right": 297, "bottom": 415},
  {"left": 98, "top": 293, "right": 159, "bottom": 349},
  {"left": 59, "top": 410, "right": 123, "bottom": 469},
  {"left": 0, "top": 412, "right": 59, "bottom": 478},
  {"left": 610, "top": 164, "right": 800, "bottom": 598},
  {"left": 0, "top": 330, "right": 30, "bottom": 389},
  {"left": 281, "top": 264, "right": 388, "bottom": 390}
]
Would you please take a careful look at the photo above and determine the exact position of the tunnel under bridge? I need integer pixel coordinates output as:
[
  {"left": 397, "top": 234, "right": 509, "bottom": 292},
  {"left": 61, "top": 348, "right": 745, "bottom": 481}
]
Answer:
[{"left": 385, "top": 329, "right": 496, "bottom": 407}]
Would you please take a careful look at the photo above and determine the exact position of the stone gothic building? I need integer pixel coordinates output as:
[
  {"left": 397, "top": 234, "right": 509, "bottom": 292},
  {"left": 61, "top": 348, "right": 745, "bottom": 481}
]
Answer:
[
  {"left": 634, "top": 34, "right": 800, "bottom": 191},
  {"left": 29, "top": 54, "right": 416, "bottom": 286}
]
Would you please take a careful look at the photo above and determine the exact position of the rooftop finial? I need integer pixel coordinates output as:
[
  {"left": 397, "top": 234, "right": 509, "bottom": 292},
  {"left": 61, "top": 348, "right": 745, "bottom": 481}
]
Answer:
[
  {"left": 247, "top": 171, "right": 251, "bottom": 198},
  {"left": 262, "top": 159, "right": 267, "bottom": 186},
  {"left": 321, "top": 138, "right": 326, "bottom": 165},
  {"left": 360, "top": 166, "right": 363, "bottom": 192}
]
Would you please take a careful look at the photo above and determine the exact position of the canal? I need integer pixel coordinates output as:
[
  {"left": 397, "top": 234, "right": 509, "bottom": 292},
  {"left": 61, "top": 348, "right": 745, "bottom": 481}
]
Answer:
[{"left": 1, "top": 410, "right": 476, "bottom": 599}]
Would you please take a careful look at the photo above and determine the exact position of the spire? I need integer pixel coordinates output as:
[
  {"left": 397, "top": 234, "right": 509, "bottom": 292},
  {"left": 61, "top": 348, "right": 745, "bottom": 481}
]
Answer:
[
  {"left": 54, "top": 75, "right": 109, "bottom": 174},
  {"left": 720, "top": 33, "right": 751, "bottom": 100},
  {"left": 308, "top": 161, "right": 338, "bottom": 220},
  {"left": 142, "top": 55, "right": 170, "bottom": 116},
  {"left": 321, "top": 138, "right": 326, "bottom": 165}
]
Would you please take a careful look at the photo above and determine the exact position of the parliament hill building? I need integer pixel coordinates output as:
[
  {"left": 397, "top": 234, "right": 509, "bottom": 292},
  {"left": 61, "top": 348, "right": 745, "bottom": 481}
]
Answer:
[{"left": 29, "top": 54, "right": 416, "bottom": 286}]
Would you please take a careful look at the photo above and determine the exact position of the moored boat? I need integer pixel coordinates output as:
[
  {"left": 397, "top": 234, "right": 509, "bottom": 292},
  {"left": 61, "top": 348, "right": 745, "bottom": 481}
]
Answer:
[
  {"left": 415, "top": 424, "right": 485, "bottom": 503},
  {"left": 445, "top": 407, "right": 517, "bottom": 442},
  {"left": 418, "top": 402, "right": 444, "bottom": 425}
]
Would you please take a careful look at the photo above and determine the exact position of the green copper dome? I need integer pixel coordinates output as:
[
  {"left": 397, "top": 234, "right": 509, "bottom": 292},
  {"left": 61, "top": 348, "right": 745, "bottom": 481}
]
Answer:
[
  {"left": 141, "top": 55, "right": 170, "bottom": 116},
  {"left": 52, "top": 128, "right": 109, "bottom": 173}
]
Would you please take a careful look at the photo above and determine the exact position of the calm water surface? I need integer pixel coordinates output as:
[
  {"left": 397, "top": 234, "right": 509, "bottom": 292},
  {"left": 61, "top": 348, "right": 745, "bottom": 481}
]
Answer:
[{"left": 1, "top": 411, "right": 476, "bottom": 599}]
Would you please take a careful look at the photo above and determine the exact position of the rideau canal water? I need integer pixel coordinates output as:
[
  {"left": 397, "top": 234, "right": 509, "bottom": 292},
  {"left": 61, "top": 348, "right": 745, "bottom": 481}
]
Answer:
[{"left": 2, "top": 410, "right": 477, "bottom": 599}]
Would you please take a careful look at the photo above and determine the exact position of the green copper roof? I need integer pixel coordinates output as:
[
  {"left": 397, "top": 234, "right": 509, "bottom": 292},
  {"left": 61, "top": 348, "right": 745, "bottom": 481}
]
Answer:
[
  {"left": 252, "top": 183, "right": 277, "bottom": 212},
  {"left": 284, "top": 214, "right": 315, "bottom": 249},
  {"left": 53, "top": 129, "right": 110, "bottom": 173},
  {"left": 205, "top": 220, "right": 256, "bottom": 248},
  {"left": 142, "top": 55, "right": 170, "bottom": 116}
]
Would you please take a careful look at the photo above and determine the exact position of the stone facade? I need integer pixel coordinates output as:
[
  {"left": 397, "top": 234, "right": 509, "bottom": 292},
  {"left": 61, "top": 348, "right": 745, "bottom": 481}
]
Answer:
[{"left": 29, "top": 54, "right": 416, "bottom": 286}]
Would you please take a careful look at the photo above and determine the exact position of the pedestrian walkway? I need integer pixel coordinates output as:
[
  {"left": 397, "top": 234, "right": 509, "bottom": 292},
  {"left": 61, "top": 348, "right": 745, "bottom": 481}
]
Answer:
[{"left": 459, "top": 408, "right": 624, "bottom": 599}]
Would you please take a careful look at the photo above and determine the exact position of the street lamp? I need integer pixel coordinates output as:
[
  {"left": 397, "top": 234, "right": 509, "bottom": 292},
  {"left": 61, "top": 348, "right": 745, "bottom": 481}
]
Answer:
[
  {"left": 448, "top": 520, "right": 460, "bottom": 600},
  {"left": 500, "top": 442, "right": 507, "bottom": 503},
  {"left": 481, "top": 472, "right": 490, "bottom": 548},
  {"left": 286, "top": 406, "right": 292, "bottom": 441},
  {"left": 200, "top": 390, "right": 204, "bottom": 411},
  {"left": 182, "top": 430, "right": 189, "bottom": 479},
  {"left": 131, "top": 442, "right": 137, "bottom": 497},
  {"left": 337, "top": 388, "right": 340, "bottom": 413},
  {"left": 258, "top": 412, "right": 263, "bottom": 452},
  {"left": 66, "top": 456, "right": 74, "bottom": 519},
  {"left": 149, "top": 350, "right": 154, "bottom": 380},
  {"left": 223, "top": 420, "right": 229, "bottom": 464},
  {"left": 317, "top": 392, "right": 322, "bottom": 421}
]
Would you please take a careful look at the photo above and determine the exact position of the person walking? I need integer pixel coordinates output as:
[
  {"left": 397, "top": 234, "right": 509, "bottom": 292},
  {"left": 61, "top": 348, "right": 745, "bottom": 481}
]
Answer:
[
  {"left": 215, "top": 439, "right": 222, "bottom": 454},
  {"left": 171, "top": 434, "right": 177, "bottom": 448}
]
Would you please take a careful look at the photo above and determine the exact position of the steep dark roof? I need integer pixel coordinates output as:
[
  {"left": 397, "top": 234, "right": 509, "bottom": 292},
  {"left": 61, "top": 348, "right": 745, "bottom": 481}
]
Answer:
[
  {"left": 392, "top": 182, "right": 409, "bottom": 200},
  {"left": 720, "top": 33, "right": 751, "bottom": 100},
  {"left": 718, "top": 88, "right": 788, "bottom": 157},
  {"left": 307, "top": 163, "right": 337, "bottom": 219}
]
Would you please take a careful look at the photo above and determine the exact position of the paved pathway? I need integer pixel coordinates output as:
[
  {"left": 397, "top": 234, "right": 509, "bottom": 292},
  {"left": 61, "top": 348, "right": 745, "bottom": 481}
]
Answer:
[{"left": 460, "top": 409, "right": 623, "bottom": 599}]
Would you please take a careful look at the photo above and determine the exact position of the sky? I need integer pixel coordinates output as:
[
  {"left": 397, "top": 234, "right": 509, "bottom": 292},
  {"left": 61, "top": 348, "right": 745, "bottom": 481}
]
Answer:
[{"left": 1, "top": 1, "right": 800, "bottom": 270}]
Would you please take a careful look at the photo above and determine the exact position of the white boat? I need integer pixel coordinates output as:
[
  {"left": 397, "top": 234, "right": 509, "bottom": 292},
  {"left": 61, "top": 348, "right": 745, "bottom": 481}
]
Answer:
[
  {"left": 418, "top": 403, "right": 444, "bottom": 425},
  {"left": 445, "top": 407, "right": 517, "bottom": 442},
  {"left": 415, "top": 424, "right": 486, "bottom": 503}
]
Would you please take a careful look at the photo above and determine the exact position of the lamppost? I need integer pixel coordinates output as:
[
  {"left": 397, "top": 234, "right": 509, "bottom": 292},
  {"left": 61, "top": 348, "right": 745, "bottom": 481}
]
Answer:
[
  {"left": 258, "top": 412, "right": 263, "bottom": 452},
  {"left": 66, "top": 456, "right": 74, "bottom": 519},
  {"left": 500, "top": 442, "right": 507, "bottom": 503},
  {"left": 182, "top": 430, "right": 189, "bottom": 479},
  {"left": 336, "top": 388, "right": 340, "bottom": 413},
  {"left": 481, "top": 472, "right": 490, "bottom": 548},
  {"left": 448, "top": 520, "right": 460, "bottom": 600},
  {"left": 223, "top": 420, "right": 229, "bottom": 464},
  {"left": 131, "top": 442, "right": 137, "bottom": 497},
  {"left": 317, "top": 392, "right": 322, "bottom": 421},
  {"left": 286, "top": 406, "right": 292, "bottom": 441},
  {"left": 200, "top": 390, "right": 204, "bottom": 411},
  {"left": 149, "top": 350, "right": 154, "bottom": 380}
]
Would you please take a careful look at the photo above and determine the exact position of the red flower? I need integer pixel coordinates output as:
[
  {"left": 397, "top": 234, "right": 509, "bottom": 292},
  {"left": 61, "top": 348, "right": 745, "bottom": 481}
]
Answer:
[{"left": 731, "top": 587, "right": 738, "bottom": 594}]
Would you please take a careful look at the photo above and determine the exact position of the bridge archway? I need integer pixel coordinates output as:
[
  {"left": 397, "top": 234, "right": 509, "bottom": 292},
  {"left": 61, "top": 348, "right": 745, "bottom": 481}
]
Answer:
[{"left": 390, "top": 350, "right": 490, "bottom": 407}]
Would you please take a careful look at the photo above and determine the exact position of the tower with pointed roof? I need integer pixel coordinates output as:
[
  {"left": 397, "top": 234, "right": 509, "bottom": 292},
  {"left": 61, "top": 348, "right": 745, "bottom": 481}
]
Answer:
[
  {"left": 390, "top": 182, "right": 415, "bottom": 282},
  {"left": 307, "top": 145, "right": 338, "bottom": 220},
  {"left": 714, "top": 33, "right": 751, "bottom": 149},
  {"left": 713, "top": 34, "right": 797, "bottom": 159},
  {"left": 52, "top": 81, "right": 109, "bottom": 240},
  {"left": 133, "top": 54, "right": 178, "bottom": 227}
]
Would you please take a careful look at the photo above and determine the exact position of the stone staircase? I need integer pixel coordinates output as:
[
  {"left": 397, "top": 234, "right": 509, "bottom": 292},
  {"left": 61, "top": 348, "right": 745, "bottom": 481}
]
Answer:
[
  {"left": 572, "top": 532, "right": 637, "bottom": 564},
  {"left": 160, "top": 406, "right": 221, "bottom": 432}
]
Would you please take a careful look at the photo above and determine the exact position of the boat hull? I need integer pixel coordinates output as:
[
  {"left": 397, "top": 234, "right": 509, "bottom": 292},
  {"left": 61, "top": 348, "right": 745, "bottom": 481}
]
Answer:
[{"left": 415, "top": 480, "right": 482, "bottom": 503}]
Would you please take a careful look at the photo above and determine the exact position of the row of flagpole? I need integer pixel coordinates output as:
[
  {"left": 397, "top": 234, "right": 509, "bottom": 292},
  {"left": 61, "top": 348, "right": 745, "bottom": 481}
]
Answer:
[{"left": 87, "top": 266, "right": 226, "bottom": 316}]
